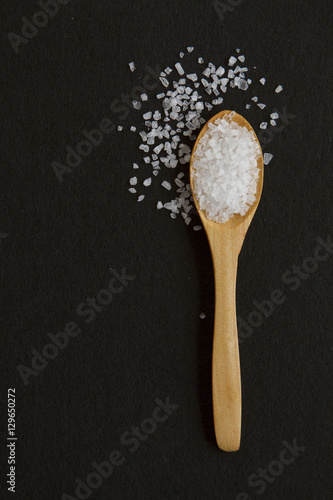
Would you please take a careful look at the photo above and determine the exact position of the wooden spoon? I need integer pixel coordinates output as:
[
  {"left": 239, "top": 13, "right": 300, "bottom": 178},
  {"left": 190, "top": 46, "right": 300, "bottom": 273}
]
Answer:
[{"left": 190, "top": 110, "right": 264, "bottom": 452}]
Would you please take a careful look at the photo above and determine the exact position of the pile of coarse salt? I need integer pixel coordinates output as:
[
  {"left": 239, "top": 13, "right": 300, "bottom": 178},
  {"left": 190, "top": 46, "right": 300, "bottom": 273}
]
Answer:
[
  {"left": 191, "top": 113, "right": 261, "bottom": 223},
  {"left": 126, "top": 47, "right": 283, "bottom": 230}
]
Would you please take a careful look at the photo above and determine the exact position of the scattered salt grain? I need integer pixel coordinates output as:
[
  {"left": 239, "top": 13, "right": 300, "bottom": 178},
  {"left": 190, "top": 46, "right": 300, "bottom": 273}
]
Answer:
[
  {"left": 229, "top": 56, "right": 237, "bottom": 66},
  {"left": 179, "top": 52, "right": 184, "bottom": 58},
  {"left": 175, "top": 62, "right": 185, "bottom": 75},
  {"left": 117, "top": 126, "right": 123, "bottom": 131},
  {"left": 199, "top": 313, "right": 206, "bottom": 319},
  {"left": 246, "top": 104, "right": 251, "bottom": 109},
  {"left": 260, "top": 78, "right": 266, "bottom": 85},
  {"left": 198, "top": 57, "right": 204, "bottom": 64},
  {"left": 143, "top": 112, "right": 152, "bottom": 120},
  {"left": 257, "top": 103, "right": 266, "bottom": 109},
  {"left": 238, "top": 79, "right": 248, "bottom": 91},
  {"left": 132, "top": 100, "right": 141, "bottom": 110},
  {"left": 251, "top": 96, "right": 258, "bottom": 102},
  {"left": 193, "top": 226, "right": 202, "bottom": 231},
  {"left": 129, "top": 188, "right": 136, "bottom": 193},
  {"left": 161, "top": 181, "right": 172, "bottom": 190},
  {"left": 260, "top": 122, "right": 268, "bottom": 129},
  {"left": 270, "top": 120, "right": 276, "bottom": 126},
  {"left": 160, "top": 77, "right": 169, "bottom": 87},
  {"left": 129, "top": 62, "right": 136, "bottom": 72},
  {"left": 270, "top": 112, "right": 279, "bottom": 119},
  {"left": 130, "top": 177, "right": 137, "bottom": 185},
  {"left": 143, "top": 177, "right": 152, "bottom": 186},
  {"left": 130, "top": 126, "right": 136, "bottom": 132},
  {"left": 157, "top": 201, "right": 163, "bottom": 209},
  {"left": 275, "top": 85, "right": 283, "bottom": 93},
  {"left": 132, "top": 163, "right": 139, "bottom": 169},
  {"left": 264, "top": 153, "right": 273, "bottom": 165},
  {"left": 187, "top": 46, "right": 194, "bottom": 53},
  {"left": 238, "top": 55, "right": 245, "bottom": 62},
  {"left": 137, "top": 195, "right": 145, "bottom": 202},
  {"left": 140, "top": 93, "right": 148, "bottom": 101}
]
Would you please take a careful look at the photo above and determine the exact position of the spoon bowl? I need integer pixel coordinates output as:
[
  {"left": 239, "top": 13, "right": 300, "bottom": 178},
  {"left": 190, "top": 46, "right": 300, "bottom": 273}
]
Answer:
[{"left": 190, "top": 110, "right": 264, "bottom": 451}]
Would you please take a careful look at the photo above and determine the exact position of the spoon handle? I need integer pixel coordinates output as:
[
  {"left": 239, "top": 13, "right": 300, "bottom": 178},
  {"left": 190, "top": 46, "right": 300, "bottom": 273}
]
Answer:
[{"left": 210, "top": 232, "right": 242, "bottom": 451}]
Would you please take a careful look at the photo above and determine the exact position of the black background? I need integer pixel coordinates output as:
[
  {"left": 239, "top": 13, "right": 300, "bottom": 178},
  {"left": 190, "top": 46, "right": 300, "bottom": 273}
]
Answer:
[{"left": 1, "top": 0, "right": 333, "bottom": 499}]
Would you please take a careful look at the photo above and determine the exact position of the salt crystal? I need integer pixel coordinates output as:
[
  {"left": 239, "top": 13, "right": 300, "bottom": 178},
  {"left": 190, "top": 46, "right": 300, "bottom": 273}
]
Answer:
[
  {"left": 175, "top": 178, "right": 185, "bottom": 187},
  {"left": 161, "top": 181, "right": 172, "bottom": 190},
  {"left": 175, "top": 63, "right": 185, "bottom": 75},
  {"left": 260, "top": 122, "right": 268, "bottom": 129},
  {"left": 160, "top": 77, "right": 169, "bottom": 87},
  {"left": 143, "top": 177, "right": 152, "bottom": 186},
  {"left": 216, "top": 66, "right": 225, "bottom": 77},
  {"left": 140, "top": 93, "right": 148, "bottom": 101},
  {"left": 179, "top": 52, "right": 184, "bottom": 58},
  {"left": 130, "top": 126, "right": 136, "bottom": 132},
  {"left": 154, "top": 144, "right": 163, "bottom": 154},
  {"left": 157, "top": 201, "right": 163, "bottom": 209},
  {"left": 257, "top": 103, "right": 266, "bottom": 109},
  {"left": 251, "top": 96, "right": 258, "bottom": 102},
  {"left": 199, "top": 313, "right": 206, "bottom": 319},
  {"left": 228, "top": 56, "right": 237, "bottom": 66},
  {"left": 143, "top": 112, "right": 152, "bottom": 120},
  {"left": 132, "top": 100, "right": 141, "bottom": 110},
  {"left": 270, "top": 112, "right": 279, "bottom": 119},
  {"left": 198, "top": 57, "right": 204, "bottom": 64},
  {"left": 187, "top": 73, "right": 198, "bottom": 81},
  {"left": 129, "top": 188, "right": 136, "bottom": 193},
  {"left": 238, "top": 79, "right": 248, "bottom": 91},
  {"left": 117, "top": 126, "right": 123, "bottom": 131},
  {"left": 238, "top": 55, "right": 245, "bottom": 62},
  {"left": 157, "top": 93, "right": 165, "bottom": 99},
  {"left": 193, "top": 226, "right": 202, "bottom": 231},
  {"left": 129, "top": 62, "right": 135, "bottom": 72},
  {"left": 165, "top": 67, "right": 172, "bottom": 74},
  {"left": 260, "top": 78, "right": 266, "bottom": 85},
  {"left": 133, "top": 163, "right": 139, "bottom": 169},
  {"left": 137, "top": 195, "right": 145, "bottom": 202},
  {"left": 264, "top": 153, "right": 273, "bottom": 165},
  {"left": 187, "top": 46, "right": 194, "bottom": 52},
  {"left": 270, "top": 120, "right": 276, "bottom": 126},
  {"left": 130, "top": 177, "right": 137, "bottom": 185},
  {"left": 275, "top": 85, "right": 283, "bottom": 93},
  {"left": 246, "top": 104, "right": 251, "bottom": 109}
]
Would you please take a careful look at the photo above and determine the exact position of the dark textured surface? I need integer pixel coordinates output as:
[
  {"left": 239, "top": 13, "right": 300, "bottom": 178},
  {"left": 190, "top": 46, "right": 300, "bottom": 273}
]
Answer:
[{"left": 1, "top": 0, "right": 333, "bottom": 498}]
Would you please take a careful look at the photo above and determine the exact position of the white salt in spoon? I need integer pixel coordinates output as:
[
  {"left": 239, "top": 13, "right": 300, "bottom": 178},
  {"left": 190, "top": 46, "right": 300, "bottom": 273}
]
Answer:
[{"left": 190, "top": 110, "right": 264, "bottom": 451}]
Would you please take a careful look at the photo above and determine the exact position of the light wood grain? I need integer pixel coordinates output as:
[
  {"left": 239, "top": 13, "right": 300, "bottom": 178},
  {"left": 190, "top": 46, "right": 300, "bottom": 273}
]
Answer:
[{"left": 190, "top": 110, "right": 264, "bottom": 451}]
